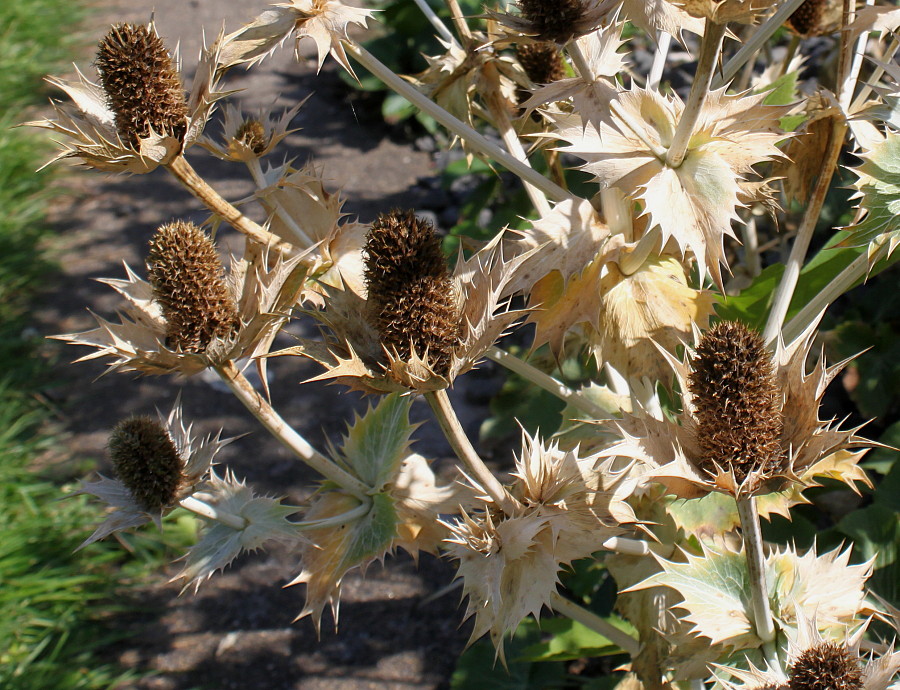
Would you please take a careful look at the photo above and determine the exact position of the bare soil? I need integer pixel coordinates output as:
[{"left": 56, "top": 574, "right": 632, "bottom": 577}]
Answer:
[{"left": 32, "top": 1, "right": 505, "bottom": 687}]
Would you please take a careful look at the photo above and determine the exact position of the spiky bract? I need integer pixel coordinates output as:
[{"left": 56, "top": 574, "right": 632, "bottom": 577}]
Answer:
[
  {"left": 517, "top": 0, "right": 586, "bottom": 42},
  {"left": 689, "top": 321, "right": 784, "bottom": 485},
  {"left": 363, "top": 209, "right": 459, "bottom": 376},
  {"left": 109, "top": 416, "right": 184, "bottom": 512},
  {"left": 96, "top": 23, "right": 188, "bottom": 146},
  {"left": 789, "top": 642, "right": 864, "bottom": 690},
  {"left": 146, "top": 220, "right": 240, "bottom": 354},
  {"left": 516, "top": 42, "right": 565, "bottom": 85}
]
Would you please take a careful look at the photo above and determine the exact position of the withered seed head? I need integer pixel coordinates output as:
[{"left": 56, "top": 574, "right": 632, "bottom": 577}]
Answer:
[
  {"left": 516, "top": 43, "right": 566, "bottom": 85},
  {"left": 146, "top": 220, "right": 240, "bottom": 354},
  {"left": 363, "top": 209, "right": 460, "bottom": 377},
  {"left": 786, "top": 0, "right": 826, "bottom": 36},
  {"left": 235, "top": 119, "right": 268, "bottom": 155},
  {"left": 96, "top": 23, "right": 188, "bottom": 146},
  {"left": 109, "top": 416, "right": 184, "bottom": 512},
  {"left": 789, "top": 641, "right": 864, "bottom": 690},
  {"left": 517, "top": 0, "right": 586, "bottom": 43},
  {"left": 688, "top": 321, "right": 784, "bottom": 486}
]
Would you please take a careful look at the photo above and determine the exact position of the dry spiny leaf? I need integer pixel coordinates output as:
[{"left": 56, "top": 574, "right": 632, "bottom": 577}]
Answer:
[
  {"left": 146, "top": 220, "right": 240, "bottom": 354},
  {"left": 96, "top": 23, "right": 188, "bottom": 146},
  {"left": 789, "top": 642, "right": 864, "bottom": 690},
  {"left": 689, "top": 321, "right": 784, "bottom": 486},
  {"left": 364, "top": 210, "right": 459, "bottom": 377},
  {"left": 109, "top": 416, "right": 184, "bottom": 512}
]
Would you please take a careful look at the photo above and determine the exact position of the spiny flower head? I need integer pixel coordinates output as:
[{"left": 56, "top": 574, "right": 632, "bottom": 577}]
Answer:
[
  {"left": 235, "top": 119, "right": 268, "bottom": 154},
  {"left": 516, "top": 42, "right": 566, "bottom": 85},
  {"left": 96, "top": 23, "right": 188, "bottom": 146},
  {"left": 688, "top": 321, "right": 784, "bottom": 487},
  {"left": 146, "top": 220, "right": 240, "bottom": 354},
  {"left": 789, "top": 641, "right": 864, "bottom": 690},
  {"left": 517, "top": 0, "right": 586, "bottom": 43},
  {"left": 363, "top": 209, "right": 460, "bottom": 378},
  {"left": 109, "top": 416, "right": 184, "bottom": 512}
]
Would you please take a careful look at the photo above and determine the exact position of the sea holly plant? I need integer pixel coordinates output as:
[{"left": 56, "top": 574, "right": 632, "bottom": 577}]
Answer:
[{"left": 33, "top": 0, "right": 900, "bottom": 685}]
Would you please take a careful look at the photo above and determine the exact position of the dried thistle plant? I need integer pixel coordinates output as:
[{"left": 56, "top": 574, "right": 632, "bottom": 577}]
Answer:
[{"left": 34, "top": 0, "right": 900, "bottom": 686}]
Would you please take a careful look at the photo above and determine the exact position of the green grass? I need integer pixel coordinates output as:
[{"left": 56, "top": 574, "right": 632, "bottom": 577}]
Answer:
[{"left": 0, "top": 2, "right": 180, "bottom": 688}]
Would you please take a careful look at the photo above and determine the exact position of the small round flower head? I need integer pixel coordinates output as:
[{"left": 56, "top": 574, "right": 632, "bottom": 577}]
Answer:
[
  {"left": 95, "top": 23, "right": 188, "bottom": 146},
  {"left": 363, "top": 209, "right": 460, "bottom": 377},
  {"left": 517, "top": 0, "right": 587, "bottom": 43},
  {"left": 516, "top": 42, "right": 566, "bottom": 85},
  {"left": 789, "top": 641, "right": 864, "bottom": 690},
  {"left": 234, "top": 119, "right": 268, "bottom": 155},
  {"left": 688, "top": 321, "right": 784, "bottom": 487},
  {"left": 109, "top": 416, "right": 184, "bottom": 512},
  {"left": 146, "top": 220, "right": 240, "bottom": 354}
]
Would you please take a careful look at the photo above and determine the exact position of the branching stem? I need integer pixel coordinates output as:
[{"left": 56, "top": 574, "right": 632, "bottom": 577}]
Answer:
[
  {"left": 214, "top": 361, "right": 370, "bottom": 499},
  {"left": 246, "top": 157, "right": 316, "bottom": 248},
  {"left": 425, "top": 389, "right": 521, "bottom": 514},
  {"left": 179, "top": 495, "right": 246, "bottom": 530},
  {"left": 549, "top": 592, "right": 640, "bottom": 656}
]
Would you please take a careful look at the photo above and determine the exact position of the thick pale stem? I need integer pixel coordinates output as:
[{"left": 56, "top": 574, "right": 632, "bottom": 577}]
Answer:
[
  {"left": 782, "top": 252, "right": 869, "bottom": 343},
  {"left": 841, "top": 0, "right": 874, "bottom": 111},
  {"left": 344, "top": 42, "right": 572, "bottom": 204},
  {"left": 246, "top": 157, "right": 316, "bottom": 249},
  {"left": 413, "top": 0, "right": 458, "bottom": 46},
  {"left": 445, "top": 0, "right": 472, "bottom": 41},
  {"left": 648, "top": 32, "right": 672, "bottom": 91},
  {"left": 481, "top": 62, "right": 551, "bottom": 216},
  {"left": 485, "top": 346, "right": 614, "bottom": 420},
  {"left": 214, "top": 361, "right": 370, "bottom": 499},
  {"left": 762, "top": 118, "right": 847, "bottom": 344},
  {"left": 602, "top": 536, "right": 652, "bottom": 557},
  {"left": 713, "top": 0, "right": 809, "bottom": 88},
  {"left": 741, "top": 216, "right": 762, "bottom": 278},
  {"left": 836, "top": 0, "right": 859, "bottom": 110},
  {"left": 425, "top": 389, "right": 521, "bottom": 514},
  {"left": 736, "top": 496, "right": 776, "bottom": 644},
  {"left": 293, "top": 500, "right": 372, "bottom": 531},
  {"left": 166, "top": 155, "right": 289, "bottom": 252},
  {"left": 619, "top": 226, "right": 660, "bottom": 276},
  {"left": 179, "top": 495, "right": 246, "bottom": 530},
  {"left": 666, "top": 20, "right": 727, "bottom": 168},
  {"left": 549, "top": 592, "right": 640, "bottom": 656}
]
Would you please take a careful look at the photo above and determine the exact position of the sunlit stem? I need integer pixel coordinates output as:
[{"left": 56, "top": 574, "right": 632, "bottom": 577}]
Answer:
[
  {"left": 619, "top": 226, "right": 660, "bottom": 276},
  {"left": 425, "top": 389, "right": 522, "bottom": 514},
  {"left": 481, "top": 62, "right": 552, "bottom": 216},
  {"left": 648, "top": 32, "right": 672, "bottom": 91},
  {"left": 245, "top": 157, "right": 316, "bottom": 249},
  {"left": 762, "top": 117, "right": 847, "bottom": 345},
  {"left": 741, "top": 215, "right": 762, "bottom": 278},
  {"left": 445, "top": 0, "right": 472, "bottom": 41},
  {"left": 601, "top": 187, "right": 633, "bottom": 242},
  {"left": 413, "top": 0, "right": 458, "bottom": 46},
  {"left": 778, "top": 34, "right": 801, "bottom": 78},
  {"left": 666, "top": 20, "right": 726, "bottom": 168},
  {"left": 293, "top": 500, "right": 373, "bottom": 532},
  {"left": 782, "top": 252, "right": 869, "bottom": 343},
  {"left": 851, "top": 36, "right": 900, "bottom": 111},
  {"left": 179, "top": 495, "right": 246, "bottom": 530},
  {"left": 841, "top": 0, "right": 875, "bottom": 111},
  {"left": 214, "top": 361, "right": 370, "bottom": 500},
  {"left": 736, "top": 497, "right": 777, "bottom": 645},
  {"left": 549, "top": 592, "right": 641, "bottom": 656},
  {"left": 602, "top": 536, "right": 656, "bottom": 557},
  {"left": 486, "top": 346, "right": 615, "bottom": 420},
  {"left": 166, "top": 155, "right": 290, "bottom": 253},
  {"left": 713, "top": 0, "right": 809, "bottom": 88},
  {"left": 343, "top": 42, "right": 573, "bottom": 204}
]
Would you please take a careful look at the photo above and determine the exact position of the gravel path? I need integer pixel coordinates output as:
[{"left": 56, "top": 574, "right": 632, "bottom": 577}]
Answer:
[{"left": 33, "top": 1, "right": 504, "bottom": 687}]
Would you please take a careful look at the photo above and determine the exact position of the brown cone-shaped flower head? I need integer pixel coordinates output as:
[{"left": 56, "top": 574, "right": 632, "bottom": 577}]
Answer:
[
  {"left": 517, "top": 0, "right": 586, "bottom": 42},
  {"left": 96, "top": 23, "right": 188, "bottom": 146},
  {"left": 363, "top": 209, "right": 459, "bottom": 377},
  {"left": 146, "top": 221, "right": 240, "bottom": 354},
  {"left": 786, "top": 0, "right": 827, "bottom": 35},
  {"left": 789, "top": 641, "right": 864, "bottom": 690},
  {"left": 688, "top": 321, "right": 784, "bottom": 486},
  {"left": 234, "top": 119, "right": 268, "bottom": 155},
  {"left": 516, "top": 42, "right": 566, "bottom": 85},
  {"left": 109, "top": 416, "right": 184, "bottom": 512}
]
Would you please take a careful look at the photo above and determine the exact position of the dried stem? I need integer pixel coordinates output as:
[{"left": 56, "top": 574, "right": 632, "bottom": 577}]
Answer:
[
  {"left": 486, "top": 346, "right": 614, "bottom": 420},
  {"left": 549, "top": 592, "right": 640, "bottom": 656},
  {"left": 762, "top": 117, "right": 847, "bottom": 344},
  {"left": 413, "top": 0, "right": 458, "bottom": 46},
  {"left": 343, "top": 41, "right": 573, "bottom": 204},
  {"left": 424, "top": 389, "right": 521, "bottom": 514},
  {"left": 444, "top": 0, "right": 472, "bottom": 41},
  {"left": 293, "top": 500, "right": 373, "bottom": 531},
  {"left": 246, "top": 157, "right": 316, "bottom": 248},
  {"left": 166, "top": 155, "right": 289, "bottom": 252},
  {"left": 648, "top": 32, "right": 671, "bottom": 90},
  {"left": 179, "top": 495, "right": 246, "bottom": 530},
  {"left": 665, "top": 20, "right": 726, "bottom": 168},
  {"left": 214, "top": 360, "right": 370, "bottom": 499},
  {"left": 736, "top": 496, "right": 777, "bottom": 646}
]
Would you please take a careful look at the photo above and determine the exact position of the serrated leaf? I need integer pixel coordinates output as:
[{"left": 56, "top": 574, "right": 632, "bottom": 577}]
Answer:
[
  {"left": 518, "top": 615, "right": 636, "bottom": 661},
  {"left": 841, "top": 131, "right": 900, "bottom": 253},
  {"left": 340, "top": 393, "right": 414, "bottom": 490}
]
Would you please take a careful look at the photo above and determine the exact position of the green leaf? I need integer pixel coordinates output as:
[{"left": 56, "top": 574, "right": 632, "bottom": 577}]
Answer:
[
  {"left": 341, "top": 492, "right": 398, "bottom": 568},
  {"left": 381, "top": 92, "right": 417, "bottom": 124},
  {"left": 714, "top": 264, "right": 782, "bottom": 329},
  {"left": 518, "top": 615, "right": 635, "bottom": 662},
  {"left": 340, "top": 393, "right": 415, "bottom": 490},
  {"left": 759, "top": 69, "right": 800, "bottom": 107},
  {"left": 840, "top": 131, "right": 900, "bottom": 251},
  {"left": 863, "top": 420, "right": 900, "bottom": 475},
  {"left": 837, "top": 503, "right": 900, "bottom": 607},
  {"left": 873, "top": 433, "right": 900, "bottom": 512}
]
